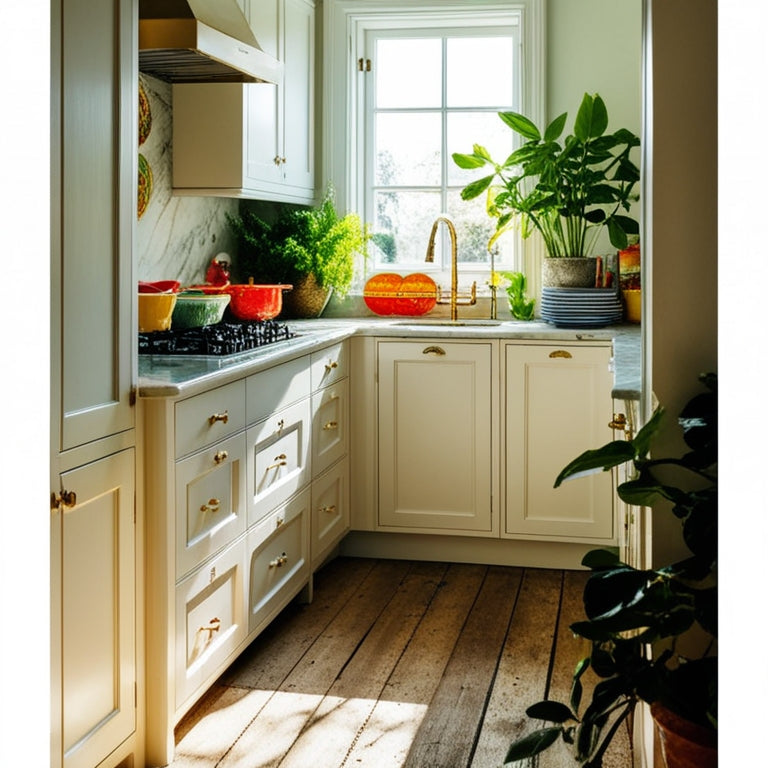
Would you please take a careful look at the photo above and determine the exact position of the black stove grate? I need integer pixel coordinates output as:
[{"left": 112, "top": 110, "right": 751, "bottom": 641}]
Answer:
[{"left": 139, "top": 320, "right": 296, "bottom": 356}]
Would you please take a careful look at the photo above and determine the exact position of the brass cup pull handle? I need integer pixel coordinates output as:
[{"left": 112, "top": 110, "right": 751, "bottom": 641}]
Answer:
[
  {"left": 200, "top": 498, "right": 221, "bottom": 514},
  {"left": 549, "top": 350, "right": 573, "bottom": 359},
  {"left": 208, "top": 411, "right": 229, "bottom": 425},
  {"left": 267, "top": 453, "right": 287, "bottom": 471},
  {"left": 325, "top": 360, "right": 339, "bottom": 372},
  {"left": 199, "top": 617, "right": 221, "bottom": 641},
  {"left": 213, "top": 450, "right": 228, "bottom": 464},
  {"left": 269, "top": 552, "right": 288, "bottom": 569},
  {"left": 323, "top": 421, "right": 338, "bottom": 431},
  {"left": 319, "top": 504, "right": 337, "bottom": 514},
  {"left": 609, "top": 413, "right": 628, "bottom": 431},
  {"left": 423, "top": 346, "right": 446, "bottom": 356}
]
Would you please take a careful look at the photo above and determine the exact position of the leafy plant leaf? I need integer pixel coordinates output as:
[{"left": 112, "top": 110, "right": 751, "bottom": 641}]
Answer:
[
  {"left": 498, "top": 110, "right": 541, "bottom": 140},
  {"left": 459, "top": 175, "right": 494, "bottom": 200},
  {"left": 452, "top": 152, "right": 486, "bottom": 170},
  {"left": 526, "top": 700, "right": 576, "bottom": 723},
  {"left": 554, "top": 441, "right": 635, "bottom": 487},
  {"left": 544, "top": 112, "right": 568, "bottom": 142}
]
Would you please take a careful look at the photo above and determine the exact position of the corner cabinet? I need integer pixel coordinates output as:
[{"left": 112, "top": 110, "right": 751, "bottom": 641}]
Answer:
[
  {"left": 503, "top": 342, "right": 615, "bottom": 542},
  {"left": 143, "top": 342, "right": 349, "bottom": 766},
  {"left": 172, "top": 0, "right": 316, "bottom": 203},
  {"left": 50, "top": 1, "right": 141, "bottom": 767},
  {"left": 377, "top": 340, "right": 497, "bottom": 535}
]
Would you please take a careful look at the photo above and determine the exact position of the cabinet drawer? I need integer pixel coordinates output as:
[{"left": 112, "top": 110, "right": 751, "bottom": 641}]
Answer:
[
  {"left": 310, "top": 341, "right": 349, "bottom": 391},
  {"left": 175, "top": 380, "right": 246, "bottom": 459},
  {"left": 175, "top": 433, "right": 247, "bottom": 579},
  {"left": 175, "top": 539, "right": 247, "bottom": 711},
  {"left": 247, "top": 489, "right": 310, "bottom": 634},
  {"left": 246, "top": 397, "right": 311, "bottom": 526},
  {"left": 311, "top": 459, "right": 350, "bottom": 566},
  {"left": 311, "top": 379, "right": 349, "bottom": 477},
  {"left": 246, "top": 355, "right": 311, "bottom": 425}
]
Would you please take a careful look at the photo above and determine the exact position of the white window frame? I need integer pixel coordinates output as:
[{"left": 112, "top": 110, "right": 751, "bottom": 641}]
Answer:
[{"left": 322, "top": 0, "right": 546, "bottom": 291}]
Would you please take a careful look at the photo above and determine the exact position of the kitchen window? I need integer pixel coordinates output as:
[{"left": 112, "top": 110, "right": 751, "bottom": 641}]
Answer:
[{"left": 323, "top": 0, "right": 545, "bottom": 287}]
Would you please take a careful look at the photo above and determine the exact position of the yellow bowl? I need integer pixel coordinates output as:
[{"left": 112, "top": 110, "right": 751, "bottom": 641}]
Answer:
[
  {"left": 138, "top": 292, "right": 177, "bottom": 332},
  {"left": 622, "top": 289, "right": 641, "bottom": 324}
]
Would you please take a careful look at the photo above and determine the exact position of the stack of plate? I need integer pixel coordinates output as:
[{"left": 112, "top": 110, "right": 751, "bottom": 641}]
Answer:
[{"left": 540, "top": 287, "right": 623, "bottom": 328}]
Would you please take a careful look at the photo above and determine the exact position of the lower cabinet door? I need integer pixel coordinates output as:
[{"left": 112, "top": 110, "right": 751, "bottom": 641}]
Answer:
[
  {"left": 58, "top": 449, "right": 136, "bottom": 768},
  {"left": 175, "top": 539, "right": 247, "bottom": 711},
  {"left": 311, "top": 379, "right": 349, "bottom": 477},
  {"left": 247, "top": 489, "right": 310, "bottom": 634},
  {"left": 311, "top": 459, "right": 349, "bottom": 566}
]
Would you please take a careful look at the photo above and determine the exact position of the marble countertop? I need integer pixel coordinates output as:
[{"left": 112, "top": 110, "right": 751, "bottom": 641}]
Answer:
[{"left": 138, "top": 317, "right": 641, "bottom": 400}]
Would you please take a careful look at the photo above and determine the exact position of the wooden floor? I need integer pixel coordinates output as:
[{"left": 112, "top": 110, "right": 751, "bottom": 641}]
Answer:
[{"left": 170, "top": 557, "right": 633, "bottom": 768}]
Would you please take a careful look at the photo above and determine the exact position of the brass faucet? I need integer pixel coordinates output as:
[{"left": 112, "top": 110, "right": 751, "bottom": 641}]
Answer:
[{"left": 424, "top": 215, "right": 476, "bottom": 320}]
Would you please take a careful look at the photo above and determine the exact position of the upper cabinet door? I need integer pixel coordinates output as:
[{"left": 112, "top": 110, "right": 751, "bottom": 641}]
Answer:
[{"left": 55, "top": 0, "right": 135, "bottom": 452}]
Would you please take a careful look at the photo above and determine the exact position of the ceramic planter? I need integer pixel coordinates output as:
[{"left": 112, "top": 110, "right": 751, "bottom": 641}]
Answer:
[
  {"left": 542, "top": 257, "right": 598, "bottom": 288},
  {"left": 651, "top": 703, "right": 717, "bottom": 768}
]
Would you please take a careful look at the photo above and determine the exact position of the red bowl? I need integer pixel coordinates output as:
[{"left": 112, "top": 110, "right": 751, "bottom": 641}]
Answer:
[
  {"left": 138, "top": 279, "right": 181, "bottom": 294},
  {"left": 224, "top": 282, "right": 293, "bottom": 321},
  {"left": 186, "top": 283, "right": 229, "bottom": 295}
]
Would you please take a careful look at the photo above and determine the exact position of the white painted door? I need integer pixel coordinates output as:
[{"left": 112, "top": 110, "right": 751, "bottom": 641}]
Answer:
[
  {"left": 378, "top": 340, "right": 495, "bottom": 534},
  {"left": 53, "top": 449, "right": 136, "bottom": 768},
  {"left": 504, "top": 343, "right": 615, "bottom": 541}
]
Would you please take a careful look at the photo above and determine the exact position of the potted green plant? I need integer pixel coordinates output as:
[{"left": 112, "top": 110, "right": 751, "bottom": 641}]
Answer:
[
  {"left": 453, "top": 93, "right": 640, "bottom": 288},
  {"left": 228, "top": 185, "right": 369, "bottom": 318},
  {"left": 504, "top": 373, "right": 717, "bottom": 768}
]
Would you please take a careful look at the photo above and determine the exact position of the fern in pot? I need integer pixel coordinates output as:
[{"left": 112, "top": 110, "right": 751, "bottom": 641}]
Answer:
[
  {"left": 453, "top": 93, "right": 640, "bottom": 288},
  {"left": 228, "top": 185, "right": 369, "bottom": 318}
]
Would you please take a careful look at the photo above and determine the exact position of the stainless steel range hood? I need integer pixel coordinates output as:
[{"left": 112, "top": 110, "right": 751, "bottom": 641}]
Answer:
[{"left": 139, "top": 0, "right": 283, "bottom": 84}]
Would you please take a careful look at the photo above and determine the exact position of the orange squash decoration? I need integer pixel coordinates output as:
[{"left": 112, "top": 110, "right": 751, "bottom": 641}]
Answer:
[{"left": 364, "top": 273, "right": 438, "bottom": 316}]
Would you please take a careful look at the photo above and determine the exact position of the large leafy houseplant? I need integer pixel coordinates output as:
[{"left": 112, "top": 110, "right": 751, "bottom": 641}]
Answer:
[
  {"left": 452, "top": 93, "right": 640, "bottom": 258},
  {"left": 228, "top": 185, "right": 368, "bottom": 298},
  {"left": 505, "top": 374, "right": 717, "bottom": 768}
]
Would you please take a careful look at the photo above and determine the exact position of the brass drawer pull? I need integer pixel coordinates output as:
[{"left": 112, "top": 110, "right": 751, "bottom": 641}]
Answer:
[
  {"left": 549, "top": 350, "right": 572, "bottom": 359},
  {"left": 319, "top": 504, "right": 337, "bottom": 514},
  {"left": 423, "top": 345, "right": 446, "bottom": 356},
  {"left": 198, "top": 617, "right": 221, "bottom": 641},
  {"left": 51, "top": 489, "right": 77, "bottom": 511},
  {"left": 609, "top": 413, "right": 628, "bottom": 431},
  {"left": 325, "top": 360, "right": 339, "bottom": 372},
  {"left": 323, "top": 421, "right": 338, "bottom": 430},
  {"left": 269, "top": 552, "right": 288, "bottom": 569},
  {"left": 199, "top": 498, "right": 221, "bottom": 514},
  {"left": 208, "top": 411, "right": 229, "bottom": 425},
  {"left": 213, "top": 450, "right": 228, "bottom": 464},
  {"left": 266, "top": 453, "right": 287, "bottom": 471},
  {"left": 276, "top": 419, "right": 285, "bottom": 432}
]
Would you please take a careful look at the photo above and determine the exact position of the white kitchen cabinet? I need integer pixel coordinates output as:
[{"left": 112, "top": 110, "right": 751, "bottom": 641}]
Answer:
[
  {"left": 311, "top": 458, "right": 350, "bottom": 566},
  {"left": 51, "top": 0, "right": 140, "bottom": 767},
  {"left": 377, "top": 340, "right": 497, "bottom": 535},
  {"left": 172, "top": 0, "right": 316, "bottom": 203},
  {"left": 143, "top": 341, "right": 349, "bottom": 765},
  {"left": 53, "top": 449, "right": 137, "bottom": 768},
  {"left": 504, "top": 342, "right": 615, "bottom": 542}
]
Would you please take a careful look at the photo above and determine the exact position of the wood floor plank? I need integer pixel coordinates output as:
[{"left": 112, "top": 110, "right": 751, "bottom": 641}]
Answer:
[
  {"left": 342, "top": 563, "right": 488, "bottom": 768},
  {"left": 221, "top": 556, "right": 377, "bottom": 691},
  {"left": 402, "top": 566, "right": 523, "bottom": 768},
  {"left": 217, "top": 559, "right": 414, "bottom": 768},
  {"left": 469, "top": 568, "right": 563, "bottom": 768},
  {"left": 277, "top": 562, "right": 450, "bottom": 768}
]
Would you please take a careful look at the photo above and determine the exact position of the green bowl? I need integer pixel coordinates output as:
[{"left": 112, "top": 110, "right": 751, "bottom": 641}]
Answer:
[{"left": 171, "top": 293, "right": 230, "bottom": 329}]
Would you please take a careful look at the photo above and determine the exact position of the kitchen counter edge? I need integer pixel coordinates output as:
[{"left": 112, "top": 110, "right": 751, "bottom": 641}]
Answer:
[{"left": 138, "top": 318, "right": 641, "bottom": 400}]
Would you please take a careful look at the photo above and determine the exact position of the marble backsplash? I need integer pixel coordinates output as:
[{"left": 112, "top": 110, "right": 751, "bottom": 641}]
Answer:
[{"left": 136, "top": 74, "right": 238, "bottom": 286}]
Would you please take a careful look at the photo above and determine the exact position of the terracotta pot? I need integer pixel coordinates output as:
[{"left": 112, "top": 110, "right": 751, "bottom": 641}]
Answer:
[
  {"left": 542, "top": 257, "right": 599, "bottom": 288},
  {"left": 280, "top": 273, "right": 332, "bottom": 318},
  {"left": 651, "top": 703, "right": 717, "bottom": 768}
]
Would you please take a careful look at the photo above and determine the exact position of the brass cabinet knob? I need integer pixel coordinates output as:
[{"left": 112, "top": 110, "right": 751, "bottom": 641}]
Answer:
[
  {"left": 208, "top": 411, "right": 229, "bottom": 425},
  {"left": 213, "top": 450, "right": 228, "bottom": 464},
  {"left": 269, "top": 552, "right": 288, "bottom": 568},
  {"left": 609, "top": 413, "right": 627, "bottom": 430}
]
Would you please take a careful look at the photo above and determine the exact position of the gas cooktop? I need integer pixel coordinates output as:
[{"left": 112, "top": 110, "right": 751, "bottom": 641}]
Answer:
[{"left": 138, "top": 319, "right": 296, "bottom": 357}]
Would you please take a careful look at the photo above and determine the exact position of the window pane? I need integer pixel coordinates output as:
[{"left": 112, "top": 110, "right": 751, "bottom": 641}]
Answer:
[
  {"left": 371, "top": 190, "right": 442, "bottom": 266},
  {"left": 447, "top": 37, "right": 515, "bottom": 107},
  {"left": 446, "top": 188, "right": 515, "bottom": 266},
  {"left": 375, "top": 113, "right": 441, "bottom": 186},
  {"left": 376, "top": 38, "right": 441, "bottom": 108},
  {"left": 447, "top": 112, "right": 516, "bottom": 186}
]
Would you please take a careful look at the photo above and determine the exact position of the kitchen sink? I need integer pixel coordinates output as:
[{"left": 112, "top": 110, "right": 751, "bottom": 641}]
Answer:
[{"left": 393, "top": 319, "right": 503, "bottom": 327}]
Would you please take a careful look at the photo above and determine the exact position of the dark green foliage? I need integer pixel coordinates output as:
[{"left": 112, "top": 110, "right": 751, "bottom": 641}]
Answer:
[{"left": 503, "top": 373, "right": 717, "bottom": 766}]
